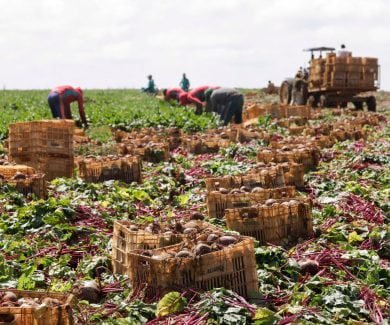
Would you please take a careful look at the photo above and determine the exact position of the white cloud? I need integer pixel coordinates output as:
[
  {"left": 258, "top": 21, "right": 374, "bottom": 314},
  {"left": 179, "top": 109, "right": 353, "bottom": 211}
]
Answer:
[{"left": 0, "top": 0, "right": 388, "bottom": 89}]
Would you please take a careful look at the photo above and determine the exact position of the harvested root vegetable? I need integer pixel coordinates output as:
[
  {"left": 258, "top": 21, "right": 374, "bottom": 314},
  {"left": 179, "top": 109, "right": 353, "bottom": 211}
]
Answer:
[
  {"left": 12, "top": 172, "right": 26, "bottom": 180},
  {"left": 76, "top": 280, "right": 101, "bottom": 303},
  {"left": 175, "top": 250, "right": 193, "bottom": 258},
  {"left": 183, "top": 227, "right": 198, "bottom": 235},
  {"left": 218, "top": 236, "right": 238, "bottom": 246},
  {"left": 0, "top": 291, "right": 17, "bottom": 302},
  {"left": 240, "top": 186, "right": 250, "bottom": 192},
  {"left": 41, "top": 297, "right": 61, "bottom": 307},
  {"left": 265, "top": 199, "right": 277, "bottom": 206},
  {"left": 207, "top": 233, "right": 219, "bottom": 243},
  {"left": 219, "top": 187, "right": 229, "bottom": 194},
  {"left": 190, "top": 212, "right": 204, "bottom": 220},
  {"left": 251, "top": 187, "right": 264, "bottom": 193},
  {"left": 194, "top": 243, "right": 212, "bottom": 256},
  {"left": 129, "top": 225, "right": 139, "bottom": 231},
  {"left": 298, "top": 259, "right": 320, "bottom": 275}
]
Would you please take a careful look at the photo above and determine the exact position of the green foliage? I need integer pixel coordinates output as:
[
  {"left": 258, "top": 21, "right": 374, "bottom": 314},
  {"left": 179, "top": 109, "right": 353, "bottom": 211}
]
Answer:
[{"left": 156, "top": 291, "right": 187, "bottom": 317}]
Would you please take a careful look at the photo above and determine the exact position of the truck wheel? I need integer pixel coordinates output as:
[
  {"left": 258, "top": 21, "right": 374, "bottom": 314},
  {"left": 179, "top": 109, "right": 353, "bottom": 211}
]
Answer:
[
  {"left": 279, "top": 81, "right": 292, "bottom": 105},
  {"left": 353, "top": 101, "right": 363, "bottom": 110},
  {"left": 366, "top": 96, "right": 376, "bottom": 112},
  {"left": 307, "top": 95, "right": 317, "bottom": 108},
  {"left": 319, "top": 95, "right": 327, "bottom": 108}
]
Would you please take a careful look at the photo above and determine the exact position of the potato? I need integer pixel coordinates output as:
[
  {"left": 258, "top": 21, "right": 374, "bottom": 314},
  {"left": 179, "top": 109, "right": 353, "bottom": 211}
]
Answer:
[
  {"left": 12, "top": 172, "right": 26, "bottom": 180},
  {"left": 194, "top": 243, "right": 212, "bottom": 256},
  {"left": 218, "top": 236, "right": 238, "bottom": 246},
  {"left": 240, "top": 186, "right": 251, "bottom": 192}
]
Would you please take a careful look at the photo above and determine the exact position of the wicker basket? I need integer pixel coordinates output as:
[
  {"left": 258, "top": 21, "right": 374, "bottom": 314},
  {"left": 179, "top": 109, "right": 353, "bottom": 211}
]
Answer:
[
  {"left": 78, "top": 156, "right": 142, "bottom": 183},
  {"left": 0, "top": 165, "right": 47, "bottom": 198},
  {"left": 206, "top": 186, "right": 296, "bottom": 219},
  {"left": 127, "top": 237, "right": 258, "bottom": 299},
  {"left": 0, "top": 289, "right": 74, "bottom": 325},
  {"left": 225, "top": 199, "right": 313, "bottom": 245}
]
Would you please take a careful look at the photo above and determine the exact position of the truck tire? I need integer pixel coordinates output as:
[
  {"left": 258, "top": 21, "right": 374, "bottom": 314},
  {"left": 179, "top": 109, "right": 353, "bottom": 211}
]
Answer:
[
  {"left": 367, "top": 96, "right": 376, "bottom": 112},
  {"left": 279, "top": 80, "right": 292, "bottom": 105},
  {"left": 319, "top": 95, "right": 327, "bottom": 108},
  {"left": 353, "top": 101, "right": 363, "bottom": 110}
]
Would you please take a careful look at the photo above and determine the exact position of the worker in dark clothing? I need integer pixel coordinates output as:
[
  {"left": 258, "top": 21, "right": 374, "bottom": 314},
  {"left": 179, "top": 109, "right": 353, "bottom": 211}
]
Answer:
[
  {"left": 163, "top": 88, "right": 185, "bottom": 102},
  {"left": 48, "top": 85, "right": 88, "bottom": 127},
  {"left": 204, "top": 87, "right": 221, "bottom": 112},
  {"left": 209, "top": 88, "right": 243, "bottom": 126},
  {"left": 142, "top": 75, "right": 157, "bottom": 94},
  {"left": 180, "top": 73, "right": 190, "bottom": 91}
]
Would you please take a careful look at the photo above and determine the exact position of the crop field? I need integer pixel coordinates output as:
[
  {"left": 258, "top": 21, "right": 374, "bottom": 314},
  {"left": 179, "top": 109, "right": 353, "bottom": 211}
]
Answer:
[{"left": 0, "top": 89, "right": 389, "bottom": 324}]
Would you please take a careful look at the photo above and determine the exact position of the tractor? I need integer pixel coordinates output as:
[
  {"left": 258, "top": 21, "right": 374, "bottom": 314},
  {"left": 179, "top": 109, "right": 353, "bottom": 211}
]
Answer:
[{"left": 279, "top": 47, "right": 380, "bottom": 111}]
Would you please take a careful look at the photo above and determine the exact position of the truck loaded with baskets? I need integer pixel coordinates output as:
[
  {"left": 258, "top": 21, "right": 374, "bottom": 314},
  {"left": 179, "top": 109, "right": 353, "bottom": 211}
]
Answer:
[{"left": 279, "top": 46, "right": 380, "bottom": 110}]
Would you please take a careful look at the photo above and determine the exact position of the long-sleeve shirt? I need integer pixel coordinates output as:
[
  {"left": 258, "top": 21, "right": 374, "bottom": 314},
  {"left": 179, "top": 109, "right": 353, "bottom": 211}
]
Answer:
[
  {"left": 180, "top": 77, "right": 190, "bottom": 91},
  {"left": 209, "top": 88, "right": 242, "bottom": 113},
  {"left": 165, "top": 88, "right": 185, "bottom": 101},
  {"left": 179, "top": 85, "right": 211, "bottom": 106},
  {"left": 51, "top": 85, "right": 87, "bottom": 125}
]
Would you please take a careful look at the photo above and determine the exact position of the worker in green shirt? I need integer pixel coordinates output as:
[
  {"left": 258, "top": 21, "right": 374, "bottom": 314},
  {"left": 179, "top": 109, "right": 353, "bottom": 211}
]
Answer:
[
  {"left": 180, "top": 73, "right": 190, "bottom": 92},
  {"left": 142, "top": 75, "right": 157, "bottom": 95}
]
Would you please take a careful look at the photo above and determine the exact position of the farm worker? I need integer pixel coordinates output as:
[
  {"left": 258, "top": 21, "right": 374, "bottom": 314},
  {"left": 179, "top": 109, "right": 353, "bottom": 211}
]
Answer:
[
  {"left": 180, "top": 73, "right": 190, "bottom": 91},
  {"left": 337, "top": 44, "right": 351, "bottom": 57},
  {"left": 142, "top": 75, "right": 157, "bottom": 94},
  {"left": 291, "top": 72, "right": 307, "bottom": 105},
  {"left": 178, "top": 85, "right": 210, "bottom": 115},
  {"left": 209, "top": 88, "right": 243, "bottom": 126},
  {"left": 204, "top": 87, "right": 221, "bottom": 112},
  {"left": 47, "top": 85, "right": 88, "bottom": 127},
  {"left": 266, "top": 81, "right": 276, "bottom": 94},
  {"left": 163, "top": 88, "right": 185, "bottom": 102}
]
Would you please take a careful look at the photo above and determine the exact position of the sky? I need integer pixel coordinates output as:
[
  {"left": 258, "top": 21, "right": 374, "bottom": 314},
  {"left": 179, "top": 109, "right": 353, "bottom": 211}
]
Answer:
[{"left": 0, "top": 0, "right": 389, "bottom": 90}]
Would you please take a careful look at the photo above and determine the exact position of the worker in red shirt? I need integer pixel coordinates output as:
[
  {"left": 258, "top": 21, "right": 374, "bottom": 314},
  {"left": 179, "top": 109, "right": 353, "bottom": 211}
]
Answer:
[
  {"left": 179, "top": 85, "right": 216, "bottom": 115},
  {"left": 163, "top": 88, "right": 185, "bottom": 102},
  {"left": 47, "top": 85, "right": 88, "bottom": 127}
]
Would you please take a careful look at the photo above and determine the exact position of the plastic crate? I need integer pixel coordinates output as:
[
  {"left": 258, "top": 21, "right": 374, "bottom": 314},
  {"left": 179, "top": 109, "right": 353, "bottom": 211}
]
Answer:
[
  {"left": 9, "top": 120, "right": 74, "bottom": 159},
  {"left": 127, "top": 237, "right": 258, "bottom": 299},
  {"left": 207, "top": 186, "right": 296, "bottom": 219},
  {"left": 78, "top": 156, "right": 141, "bottom": 183},
  {"left": 225, "top": 199, "right": 313, "bottom": 245},
  {"left": 0, "top": 289, "right": 74, "bottom": 325},
  {"left": 0, "top": 165, "right": 47, "bottom": 198}
]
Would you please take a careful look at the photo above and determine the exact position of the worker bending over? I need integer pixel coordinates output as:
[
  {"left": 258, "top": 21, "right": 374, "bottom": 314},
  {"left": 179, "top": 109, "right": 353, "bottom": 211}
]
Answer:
[
  {"left": 208, "top": 88, "right": 243, "bottom": 126},
  {"left": 163, "top": 88, "right": 185, "bottom": 102},
  {"left": 179, "top": 85, "right": 212, "bottom": 115},
  {"left": 48, "top": 85, "right": 88, "bottom": 127}
]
